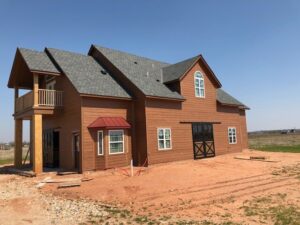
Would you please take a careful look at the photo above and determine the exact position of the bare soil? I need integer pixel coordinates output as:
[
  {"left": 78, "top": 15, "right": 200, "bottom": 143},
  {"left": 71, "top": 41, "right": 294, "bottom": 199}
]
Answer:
[{"left": 1, "top": 150, "right": 300, "bottom": 224}]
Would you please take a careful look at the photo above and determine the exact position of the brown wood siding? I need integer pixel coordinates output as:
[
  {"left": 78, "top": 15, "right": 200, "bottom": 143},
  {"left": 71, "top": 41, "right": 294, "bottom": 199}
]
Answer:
[
  {"left": 81, "top": 97, "right": 132, "bottom": 171},
  {"left": 145, "top": 61, "right": 248, "bottom": 165},
  {"left": 90, "top": 48, "right": 148, "bottom": 166},
  {"left": 43, "top": 75, "right": 81, "bottom": 171}
]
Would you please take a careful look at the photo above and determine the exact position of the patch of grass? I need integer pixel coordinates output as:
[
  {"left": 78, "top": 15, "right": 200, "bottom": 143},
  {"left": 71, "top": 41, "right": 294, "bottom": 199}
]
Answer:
[
  {"left": 272, "top": 164, "right": 300, "bottom": 179},
  {"left": 199, "top": 221, "right": 240, "bottom": 225},
  {"left": 251, "top": 145, "right": 300, "bottom": 153},
  {"left": 241, "top": 193, "right": 300, "bottom": 225},
  {"left": 133, "top": 215, "right": 150, "bottom": 223},
  {"left": 270, "top": 205, "right": 300, "bottom": 225},
  {"left": 0, "top": 158, "right": 14, "bottom": 165}
]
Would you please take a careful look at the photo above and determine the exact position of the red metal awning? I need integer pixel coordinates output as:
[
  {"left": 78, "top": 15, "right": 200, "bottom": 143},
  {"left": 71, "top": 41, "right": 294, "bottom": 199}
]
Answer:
[{"left": 88, "top": 117, "right": 131, "bottom": 129}]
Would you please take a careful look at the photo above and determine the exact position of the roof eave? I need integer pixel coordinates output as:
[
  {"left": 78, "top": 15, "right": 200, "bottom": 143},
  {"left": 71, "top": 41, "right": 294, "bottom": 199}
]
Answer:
[
  {"left": 217, "top": 101, "right": 250, "bottom": 110},
  {"left": 80, "top": 93, "right": 132, "bottom": 101},
  {"left": 146, "top": 95, "right": 185, "bottom": 102}
]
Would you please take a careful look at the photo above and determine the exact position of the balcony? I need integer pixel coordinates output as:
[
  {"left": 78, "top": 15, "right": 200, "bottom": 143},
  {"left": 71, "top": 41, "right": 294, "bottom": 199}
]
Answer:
[{"left": 15, "top": 89, "right": 63, "bottom": 115}]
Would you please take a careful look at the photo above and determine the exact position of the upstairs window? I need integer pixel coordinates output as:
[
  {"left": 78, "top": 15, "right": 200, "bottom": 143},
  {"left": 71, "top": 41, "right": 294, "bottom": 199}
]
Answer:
[
  {"left": 194, "top": 71, "right": 205, "bottom": 98},
  {"left": 228, "top": 127, "right": 237, "bottom": 144},
  {"left": 157, "top": 128, "right": 172, "bottom": 150}
]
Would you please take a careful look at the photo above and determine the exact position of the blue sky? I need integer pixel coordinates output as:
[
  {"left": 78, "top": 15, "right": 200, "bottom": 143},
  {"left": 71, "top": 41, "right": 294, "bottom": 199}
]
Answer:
[{"left": 0, "top": 0, "right": 300, "bottom": 142}]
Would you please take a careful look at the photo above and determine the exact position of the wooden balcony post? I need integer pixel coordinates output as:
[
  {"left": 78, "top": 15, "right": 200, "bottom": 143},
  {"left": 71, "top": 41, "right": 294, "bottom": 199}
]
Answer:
[
  {"left": 32, "top": 114, "right": 43, "bottom": 174},
  {"left": 33, "top": 73, "right": 39, "bottom": 107},
  {"left": 14, "top": 88, "right": 19, "bottom": 113},
  {"left": 14, "top": 119, "right": 23, "bottom": 168},
  {"left": 30, "top": 119, "right": 33, "bottom": 165}
]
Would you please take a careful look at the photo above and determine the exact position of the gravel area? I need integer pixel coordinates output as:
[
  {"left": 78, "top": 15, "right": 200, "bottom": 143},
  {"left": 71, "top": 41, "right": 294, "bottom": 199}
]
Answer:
[{"left": 0, "top": 176, "right": 123, "bottom": 225}]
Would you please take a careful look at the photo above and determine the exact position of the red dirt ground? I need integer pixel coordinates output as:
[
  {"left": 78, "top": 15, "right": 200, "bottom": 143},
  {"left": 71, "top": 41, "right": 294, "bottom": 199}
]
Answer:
[
  {"left": 1, "top": 149, "right": 300, "bottom": 224},
  {"left": 44, "top": 150, "right": 300, "bottom": 223}
]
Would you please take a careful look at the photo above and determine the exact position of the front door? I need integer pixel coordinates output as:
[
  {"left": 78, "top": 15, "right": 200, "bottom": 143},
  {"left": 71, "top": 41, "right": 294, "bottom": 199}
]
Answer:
[
  {"left": 192, "top": 123, "right": 215, "bottom": 159},
  {"left": 53, "top": 131, "right": 60, "bottom": 167},
  {"left": 73, "top": 134, "right": 80, "bottom": 170},
  {"left": 43, "top": 129, "right": 60, "bottom": 168}
]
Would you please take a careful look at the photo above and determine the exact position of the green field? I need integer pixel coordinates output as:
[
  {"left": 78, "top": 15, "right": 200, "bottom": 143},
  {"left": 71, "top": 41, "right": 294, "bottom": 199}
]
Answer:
[{"left": 249, "top": 132, "right": 300, "bottom": 153}]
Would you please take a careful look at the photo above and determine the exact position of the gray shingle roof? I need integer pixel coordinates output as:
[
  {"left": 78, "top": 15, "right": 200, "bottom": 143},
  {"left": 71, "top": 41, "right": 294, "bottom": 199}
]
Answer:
[
  {"left": 162, "top": 56, "right": 199, "bottom": 83},
  {"left": 46, "top": 48, "right": 131, "bottom": 99},
  {"left": 217, "top": 89, "right": 248, "bottom": 109},
  {"left": 19, "top": 48, "right": 60, "bottom": 74},
  {"left": 92, "top": 45, "right": 184, "bottom": 100},
  {"left": 15, "top": 46, "right": 247, "bottom": 109}
]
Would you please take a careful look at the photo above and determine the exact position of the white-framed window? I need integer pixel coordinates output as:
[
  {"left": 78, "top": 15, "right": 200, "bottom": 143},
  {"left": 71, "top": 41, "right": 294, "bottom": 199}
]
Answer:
[
  {"left": 97, "top": 131, "right": 104, "bottom": 155},
  {"left": 157, "top": 128, "right": 172, "bottom": 150},
  {"left": 194, "top": 71, "right": 205, "bottom": 98},
  {"left": 228, "top": 127, "right": 237, "bottom": 144},
  {"left": 109, "top": 130, "right": 124, "bottom": 154},
  {"left": 46, "top": 80, "right": 56, "bottom": 90}
]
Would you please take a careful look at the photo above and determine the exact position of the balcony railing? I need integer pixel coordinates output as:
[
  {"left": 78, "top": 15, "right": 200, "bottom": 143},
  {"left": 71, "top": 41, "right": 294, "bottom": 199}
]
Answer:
[
  {"left": 38, "top": 89, "right": 63, "bottom": 107},
  {"left": 15, "top": 91, "right": 33, "bottom": 113},
  {"left": 15, "top": 89, "right": 63, "bottom": 114}
]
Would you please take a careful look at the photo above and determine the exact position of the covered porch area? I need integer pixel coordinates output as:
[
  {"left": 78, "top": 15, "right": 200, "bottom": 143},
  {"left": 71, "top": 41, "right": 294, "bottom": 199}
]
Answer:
[{"left": 8, "top": 48, "right": 63, "bottom": 174}]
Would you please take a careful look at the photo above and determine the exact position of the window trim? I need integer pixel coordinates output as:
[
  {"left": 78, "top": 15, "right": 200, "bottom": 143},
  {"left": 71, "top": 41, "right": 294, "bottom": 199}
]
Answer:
[
  {"left": 228, "top": 127, "right": 237, "bottom": 144},
  {"left": 46, "top": 80, "right": 56, "bottom": 90},
  {"left": 157, "top": 128, "right": 172, "bottom": 151},
  {"left": 194, "top": 71, "right": 205, "bottom": 98},
  {"left": 108, "top": 130, "right": 125, "bottom": 155},
  {"left": 97, "top": 130, "right": 104, "bottom": 156}
]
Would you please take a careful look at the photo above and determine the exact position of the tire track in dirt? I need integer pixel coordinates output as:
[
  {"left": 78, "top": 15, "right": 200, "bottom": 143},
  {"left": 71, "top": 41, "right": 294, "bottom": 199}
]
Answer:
[
  {"left": 162, "top": 178, "right": 299, "bottom": 213},
  {"left": 139, "top": 173, "right": 273, "bottom": 202}
]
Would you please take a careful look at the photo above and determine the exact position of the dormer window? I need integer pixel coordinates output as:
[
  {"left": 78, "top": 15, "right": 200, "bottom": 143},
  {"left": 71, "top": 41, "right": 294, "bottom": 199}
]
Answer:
[{"left": 194, "top": 71, "right": 205, "bottom": 98}]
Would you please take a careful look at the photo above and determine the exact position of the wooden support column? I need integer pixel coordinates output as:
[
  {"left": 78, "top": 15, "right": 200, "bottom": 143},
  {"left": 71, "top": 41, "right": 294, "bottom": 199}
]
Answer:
[
  {"left": 32, "top": 114, "right": 43, "bottom": 174},
  {"left": 29, "top": 119, "right": 33, "bottom": 165},
  {"left": 14, "top": 88, "right": 19, "bottom": 113},
  {"left": 14, "top": 119, "right": 23, "bottom": 168},
  {"left": 33, "top": 73, "right": 39, "bottom": 107}
]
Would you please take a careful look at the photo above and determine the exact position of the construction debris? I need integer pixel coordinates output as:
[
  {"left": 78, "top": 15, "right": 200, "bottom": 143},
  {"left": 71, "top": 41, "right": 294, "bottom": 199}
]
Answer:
[
  {"left": 58, "top": 182, "right": 81, "bottom": 188},
  {"left": 250, "top": 156, "right": 267, "bottom": 160},
  {"left": 234, "top": 156, "right": 280, "bottom": 163},
  {"left": 57, "top": 171, "right": 78, "bottom": 176},
  {"left": 35, "top": 176, "right": 92, "bottom": 189},
  {"left": 81, "top": 177, "right": 93, "bottom": 182},
  {"left": 6, "top": 168, "right": 36, "bottom": 177}
]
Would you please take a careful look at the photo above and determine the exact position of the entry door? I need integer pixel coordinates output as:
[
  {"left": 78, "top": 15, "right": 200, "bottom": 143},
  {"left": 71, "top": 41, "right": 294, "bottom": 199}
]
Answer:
[
  {"left": 43, "top": 130, "right": 60, "bottom": 168},
  {"left": 53, "top": 131, "right": 60, "bottom": 167},
  {"left": 73, "top": 134, "right": 80, "bottom": 170},
  {"left": 192, "top": 123, "right": 215, "bottom": 159},
  {"left": 43, "top": 130, "right": 53, "bottom": 167}
]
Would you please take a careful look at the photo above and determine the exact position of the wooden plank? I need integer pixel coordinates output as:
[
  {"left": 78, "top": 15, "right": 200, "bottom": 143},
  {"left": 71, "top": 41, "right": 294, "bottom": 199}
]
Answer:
[
  {"left": 57, "top": 171, "right": 78, "bottom": 176},
  {"left": 7, "top": 168, "right": 36, "bottom": 177},
  {"left": 234, "top": 156, "right": 279, "bottom": 163},
  {"left": 58, "top": 182, "right": 81, "bottom": 188}
]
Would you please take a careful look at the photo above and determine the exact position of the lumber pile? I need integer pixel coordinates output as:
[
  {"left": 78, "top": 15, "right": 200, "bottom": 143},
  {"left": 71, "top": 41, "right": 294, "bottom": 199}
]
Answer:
[
  {"left": 36, "top": 176, "right": 93, "bottom": 189},
  {"left": 6, "top": 168, "right": 36, "bottom": 177},
  {"left": 234, "top": 156, "right": 279, "bottom": 163}
]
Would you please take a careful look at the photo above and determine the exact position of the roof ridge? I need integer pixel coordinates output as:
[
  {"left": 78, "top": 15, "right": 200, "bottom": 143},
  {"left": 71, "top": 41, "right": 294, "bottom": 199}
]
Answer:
[
  {"left": 45, "top": 47, "right": 90, "bottom": 58},
  {"left": 163, "top": 55, "right": 200, "bottom": 68},
  {"left": 92, "top": 44, "right": 170, "bottom": 65},
  {"left": 18, "top": 47, "right": 43, "bottom": 53}
]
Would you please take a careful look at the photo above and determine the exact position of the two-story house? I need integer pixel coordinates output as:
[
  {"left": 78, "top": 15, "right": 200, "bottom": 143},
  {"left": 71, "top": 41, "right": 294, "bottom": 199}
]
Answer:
[{"left": 8, "top": 45, "right": 249, "bottom": 174}]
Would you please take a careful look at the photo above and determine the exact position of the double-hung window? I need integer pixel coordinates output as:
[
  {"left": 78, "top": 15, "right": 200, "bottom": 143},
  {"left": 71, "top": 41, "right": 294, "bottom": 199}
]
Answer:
[
  {"left": 228, "top": 127, "right": 237, "bottom": 144},
  {"left": 194, "top": 71, "right": 205, "bottom": 98},
  {"left": 97, "top": 131, "right": 104, "bottom": 155},
  {"left": 109, "top": 130, "right": 124, "bottom": 154},
  {"left": 157, "top": 128, "right": 172, "bottom": 150}
]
